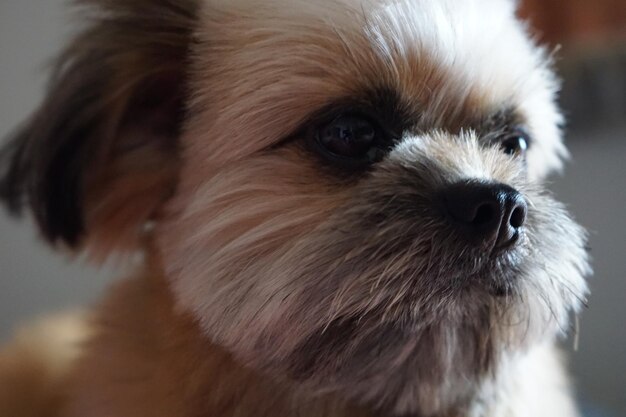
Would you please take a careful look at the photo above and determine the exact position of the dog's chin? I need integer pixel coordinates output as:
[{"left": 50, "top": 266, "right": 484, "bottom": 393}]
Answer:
[
  {"left": 280, "top": 296, "right": 519, "bottom": 416},
  {"left": 283, "top": 305, "right": 537, "bottom": 416}
]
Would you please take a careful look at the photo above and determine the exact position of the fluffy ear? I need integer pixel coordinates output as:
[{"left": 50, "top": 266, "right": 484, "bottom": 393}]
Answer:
[{"left": 0, "top": 0, "right": 198, "bottom": 259}]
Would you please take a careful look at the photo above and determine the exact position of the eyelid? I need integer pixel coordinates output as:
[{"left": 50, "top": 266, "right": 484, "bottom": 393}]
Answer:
[
  {"left": 509, "top": 127, "right": 532, "bottom": 147},
  {"left": 484, "top": 125, "right": 532, "bottom": 145}
]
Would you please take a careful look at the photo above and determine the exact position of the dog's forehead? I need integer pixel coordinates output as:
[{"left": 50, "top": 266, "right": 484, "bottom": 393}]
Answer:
[{"left": 186, "top": 0, "right": 564, "bottom": 177}]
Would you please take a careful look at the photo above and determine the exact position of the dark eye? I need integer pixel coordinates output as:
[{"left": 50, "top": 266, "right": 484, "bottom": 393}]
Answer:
[
  {"left": 500, "top": 129, "right": 530, "bottom": 157},
  {"left": 314, "top": 115, "right": 385, "bottom": 164}
]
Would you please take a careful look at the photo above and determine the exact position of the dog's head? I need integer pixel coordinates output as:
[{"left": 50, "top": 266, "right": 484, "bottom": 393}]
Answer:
[{"left": 0, "top": 0, "right": 590, "bottom": 415}]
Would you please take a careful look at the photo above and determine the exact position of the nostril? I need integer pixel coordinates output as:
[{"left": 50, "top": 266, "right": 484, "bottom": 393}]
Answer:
[{"left": 509, "top": 205, "right": 526, "bottom": 229}]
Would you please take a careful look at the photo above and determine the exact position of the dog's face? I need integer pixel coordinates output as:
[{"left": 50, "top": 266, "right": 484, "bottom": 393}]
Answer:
[{"left": 1, "top": 0, "right": 589, "bottom": 415}]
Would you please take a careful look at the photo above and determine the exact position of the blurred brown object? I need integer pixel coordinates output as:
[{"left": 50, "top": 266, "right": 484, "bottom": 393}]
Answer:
[
  {"left": 520, "top": 0, "right": 626, "bottom": 131},
  {"left": 520, "top": 0, "right": 626, "bottom": 45}
]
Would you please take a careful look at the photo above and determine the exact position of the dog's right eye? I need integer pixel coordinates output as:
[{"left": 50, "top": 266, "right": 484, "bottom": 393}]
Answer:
[
  {"left": 311, "top": 115, "right": 389, "bottom": 167},
  {"left": 499, "top": 128, "right": 531, "bottom": 158}
]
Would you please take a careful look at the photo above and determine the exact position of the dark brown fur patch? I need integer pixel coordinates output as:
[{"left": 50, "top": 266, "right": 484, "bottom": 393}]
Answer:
[{"left": 0, "top": 0, "right": 197, "bottom": 254}]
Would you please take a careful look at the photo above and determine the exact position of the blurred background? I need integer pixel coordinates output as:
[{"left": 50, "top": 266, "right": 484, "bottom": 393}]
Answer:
[{"left": 0, "top": 0, "right": 624, "bottom": 415}]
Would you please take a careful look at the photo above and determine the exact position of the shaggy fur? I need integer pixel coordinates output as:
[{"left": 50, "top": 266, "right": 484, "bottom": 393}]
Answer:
[
  {"left": 0, "top": 1, "right": 590, "bottom": 416},
  {"left": 0, "top": 0, "right": 196, "bottom": 257}
]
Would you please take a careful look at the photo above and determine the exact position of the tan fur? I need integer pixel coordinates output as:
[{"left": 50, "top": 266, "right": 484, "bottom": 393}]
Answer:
[
  {"left": 61, "top": 262, "right": 372, "bottom": 417},
  {"left": 63, "top": 0, "right": 193, "bottom": 259},
  {"left": 84, "top": 144, "right": 179, "bottom": 261},
  {"left": 0, "top": 313, "right": 89, "bottom": 417}
]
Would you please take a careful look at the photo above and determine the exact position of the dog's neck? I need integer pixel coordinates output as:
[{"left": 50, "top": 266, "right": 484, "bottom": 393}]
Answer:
[
  {"left": 62, "top": 264, "right": 573, "bottom": 417},
  {"left": 62, "top": 265, "right": 368, "bottom": 417}
]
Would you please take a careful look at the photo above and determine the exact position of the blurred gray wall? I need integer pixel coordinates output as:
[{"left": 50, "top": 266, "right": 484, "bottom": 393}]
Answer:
[
  {"left": 554, "top": 129, "right": 626, "bottom": 415},
  {"left": 1, "top": 1, "right": 624, "bottom": 415}
]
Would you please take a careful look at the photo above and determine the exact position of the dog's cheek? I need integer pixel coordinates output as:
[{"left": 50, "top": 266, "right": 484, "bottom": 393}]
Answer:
[{"left": 156, "top": 148, "right": 351, "bottom": 356}]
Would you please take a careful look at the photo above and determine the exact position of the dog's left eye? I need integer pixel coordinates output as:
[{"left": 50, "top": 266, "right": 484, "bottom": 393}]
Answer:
[{"left": 312, "top": 115, "right": 388, "bottom": 166}]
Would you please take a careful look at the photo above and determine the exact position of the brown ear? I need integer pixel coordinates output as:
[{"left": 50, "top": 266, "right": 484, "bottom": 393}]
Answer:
[{"left": 0, "top": 0, "right": 198, "bottom": 259}]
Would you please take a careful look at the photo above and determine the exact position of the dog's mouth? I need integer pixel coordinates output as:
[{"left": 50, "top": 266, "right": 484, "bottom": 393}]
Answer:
[
  {"left": 424, "top": 227, "right": 530, "bottom": 297},
  {"left": 480, "top": 232, "right": 529, "bottom": 292}
]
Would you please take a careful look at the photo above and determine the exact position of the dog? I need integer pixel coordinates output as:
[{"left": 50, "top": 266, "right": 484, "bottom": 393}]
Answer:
[{"left": 0, "top": 0, "right": 591, "bottom": 416}]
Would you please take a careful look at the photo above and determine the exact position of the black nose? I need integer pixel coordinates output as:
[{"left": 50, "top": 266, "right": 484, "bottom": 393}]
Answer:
[{"left": 441, "top": 181, "right": 527, "bottom": 250}]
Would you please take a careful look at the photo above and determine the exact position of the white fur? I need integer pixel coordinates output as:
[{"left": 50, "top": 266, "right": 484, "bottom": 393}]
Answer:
[{"left": 185, "top": 0, "right": 563, "bottom": 175}]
